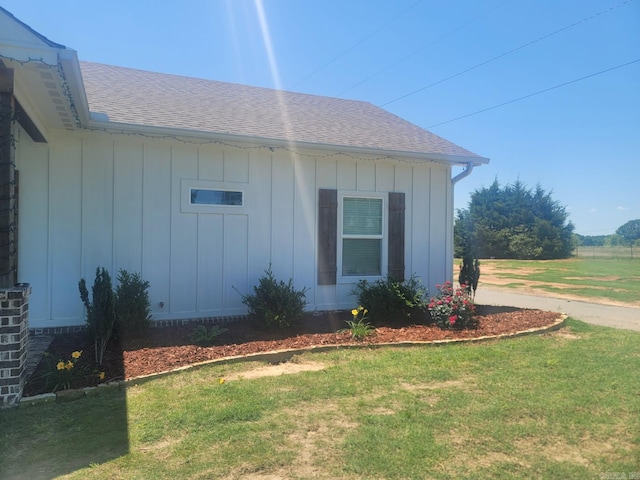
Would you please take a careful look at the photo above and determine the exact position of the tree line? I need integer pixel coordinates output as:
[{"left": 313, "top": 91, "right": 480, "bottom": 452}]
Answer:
[{"left": 576, "top": 220, "right": 640, "bottom": 248}]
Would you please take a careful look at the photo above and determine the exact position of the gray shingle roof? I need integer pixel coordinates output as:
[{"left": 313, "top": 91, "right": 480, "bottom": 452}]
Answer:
[{"left": 80, "top": 61, "right": 485, "bottom": 162}]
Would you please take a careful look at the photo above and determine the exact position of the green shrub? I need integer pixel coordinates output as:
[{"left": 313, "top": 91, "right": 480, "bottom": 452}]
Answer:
[
  {"left": 79, "top": 267, "right": 116, "bottom": 367},
  {"left": 428, "top": 281, "right": 477, "bottom": 329},
  {"left": 189, "top": 324, "right": 228, "bottom": 346},
  {"left": 237, "top": 266, "right": 308, "bottom": 329},
  {"left": 115, "top": 269, "right": 152, "bottom": 337},
  {"left": 351, "top": 275, "right": 428, "bottom": 324}
]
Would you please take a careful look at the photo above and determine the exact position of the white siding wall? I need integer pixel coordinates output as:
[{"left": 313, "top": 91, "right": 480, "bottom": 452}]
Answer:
[{"left": 17, "top": 130, "right": 453, "bottom": 328}]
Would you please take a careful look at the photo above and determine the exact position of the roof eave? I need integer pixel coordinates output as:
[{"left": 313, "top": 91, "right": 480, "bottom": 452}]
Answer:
[
  {"left": 86, "top": 120, "right": 490, "bottom": 166},
  {"left": 58, "top": 49, "right": 91, "bottom": 127}
]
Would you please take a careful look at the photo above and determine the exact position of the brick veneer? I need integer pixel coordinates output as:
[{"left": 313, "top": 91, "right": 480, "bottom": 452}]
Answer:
[{"left": 0, "top": 284, "right": 31, "bottom": 407}]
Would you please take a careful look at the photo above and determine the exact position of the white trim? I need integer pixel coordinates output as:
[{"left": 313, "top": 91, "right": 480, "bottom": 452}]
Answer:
[{"left": 337, "top": 191, "right": 388, "bottom": 283}]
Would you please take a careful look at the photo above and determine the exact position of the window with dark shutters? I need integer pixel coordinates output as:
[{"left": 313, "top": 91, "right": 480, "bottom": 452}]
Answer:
[{"left": 317, "top": 189, "right": 405, "bottom": 285}]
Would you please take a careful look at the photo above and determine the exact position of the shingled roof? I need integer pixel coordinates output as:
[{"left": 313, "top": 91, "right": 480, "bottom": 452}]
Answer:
[{"left": 80, "top": 61, "right": 486, "bottom": 164}]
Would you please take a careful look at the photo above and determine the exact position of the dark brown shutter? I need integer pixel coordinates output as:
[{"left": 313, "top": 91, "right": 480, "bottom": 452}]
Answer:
[
  {"left": 388, "top": 192, "right": 405, "bottom": 282},
  {"left": 317, "top": 189, "right": 337, "bottom": 285}
]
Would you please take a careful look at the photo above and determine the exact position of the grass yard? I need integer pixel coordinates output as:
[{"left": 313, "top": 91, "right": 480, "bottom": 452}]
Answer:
[
  {"left": 1, "top": 319, "right": 639, "bottom": 479},
  {"left": 464, "top": 257, "right": 640, "bottom": 306}
]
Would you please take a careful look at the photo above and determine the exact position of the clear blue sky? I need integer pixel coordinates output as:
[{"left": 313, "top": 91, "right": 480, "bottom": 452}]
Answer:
[{"left": 4, "top": 0, "right": 639, "bottom": 235}]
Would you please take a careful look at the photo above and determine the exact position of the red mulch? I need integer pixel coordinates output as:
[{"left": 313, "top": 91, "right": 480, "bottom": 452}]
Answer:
[{"left": 24, "top": 305, "right": 561, "bottom": 396}]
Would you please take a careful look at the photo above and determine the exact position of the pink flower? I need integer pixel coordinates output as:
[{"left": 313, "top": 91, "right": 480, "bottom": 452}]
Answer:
[{"left": 449, "top": 315, "right": 457, "bottom": 325}]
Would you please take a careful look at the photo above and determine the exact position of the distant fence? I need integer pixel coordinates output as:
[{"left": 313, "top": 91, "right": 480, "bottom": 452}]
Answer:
[{"left": 574, "top": 246, "right": 636, "bottom": 259}]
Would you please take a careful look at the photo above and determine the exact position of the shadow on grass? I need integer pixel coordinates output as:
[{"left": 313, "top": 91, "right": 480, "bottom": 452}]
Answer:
[{"left": 1, "top": 332, "right": 129, "bottom": 479}]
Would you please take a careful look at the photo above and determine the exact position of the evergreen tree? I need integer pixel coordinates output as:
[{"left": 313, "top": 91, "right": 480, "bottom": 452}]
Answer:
[
  {"left": 455, "top": 179, "right": 574, "bottom": 259},
  {"left": 616, "top": 219, "right": 640, "bottom": 245}
]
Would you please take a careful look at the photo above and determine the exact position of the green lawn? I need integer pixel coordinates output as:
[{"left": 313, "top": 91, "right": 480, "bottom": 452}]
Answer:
[
  {"left": 469, "top": 257, "right": 640, "bottom": 304},
  {"left": 2, "top": 319, "right": 639, "bottom": 479}
]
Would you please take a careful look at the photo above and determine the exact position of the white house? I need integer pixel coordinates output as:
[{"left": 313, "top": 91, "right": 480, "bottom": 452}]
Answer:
[{"left": 0, "top": 7, "right": 488, "bottom": 330}]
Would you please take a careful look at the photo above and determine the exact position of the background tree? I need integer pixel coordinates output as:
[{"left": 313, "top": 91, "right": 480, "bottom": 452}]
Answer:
[
  {"left": 455, "top": 179, "right": 574, "bottom": 260},
  {"left": 616, "top": 219, "right": 640, "bottom": 256},
  {"left": 605, "top": 234, "right": 625, "bottom": 247},
  {"left": 616, "top": 219, "right": 640, "bottom": 245}
]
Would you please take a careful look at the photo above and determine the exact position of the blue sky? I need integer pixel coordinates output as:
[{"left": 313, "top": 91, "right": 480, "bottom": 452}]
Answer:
[{"left": 4, "top": 0, "right": 639, "bottom": 235}]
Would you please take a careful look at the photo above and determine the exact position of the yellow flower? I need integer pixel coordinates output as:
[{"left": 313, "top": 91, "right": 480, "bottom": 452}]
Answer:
[
  {"left": 219, "top": 378, "right": 225, "bottom": 384},
  {"left": 98, "top": 372, "right": 105, "bottom": 380},
  {"left": 351, "top": 309, "right": 358, "bottom": 316},
  {"left": 65, "top": 361, "right": 74, "bottom": 370},
  {"left": 363, "top": 309, "right": 368, "bottom": 315},
  {"left": 56, "top": 361, "right": 65, "bottom": 371},
  {"left": 71, "top": 350, "right": 82, "bottom": 359}
]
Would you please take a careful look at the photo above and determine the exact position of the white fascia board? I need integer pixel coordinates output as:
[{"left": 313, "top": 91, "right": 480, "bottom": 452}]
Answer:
[
  {"left": 58, "top": 49, "right": 91, "bottom": 126},
  {"left": 86, "top": 120, "right": 490, "bottom": 167}
]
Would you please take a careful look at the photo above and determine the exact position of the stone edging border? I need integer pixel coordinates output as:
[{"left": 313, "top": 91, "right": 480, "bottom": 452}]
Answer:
[{"left": 19, "top": 314, "right": 568, "bottom": 407}]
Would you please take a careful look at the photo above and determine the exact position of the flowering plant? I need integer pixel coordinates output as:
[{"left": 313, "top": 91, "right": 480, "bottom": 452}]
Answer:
[
  {"left": 35, "top": 350, "right": 90, "bottom": 392},
  {"left": 428, "top": 281, "right": 477, "bottom": 329},
  {"left": 340, "top": 306, "right": 375, "bottom": 340}
]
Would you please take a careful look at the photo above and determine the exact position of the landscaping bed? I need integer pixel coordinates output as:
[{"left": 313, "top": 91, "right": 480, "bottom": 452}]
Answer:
[{"left": 24, "top": 304, "right": 560, "bottom": 396}]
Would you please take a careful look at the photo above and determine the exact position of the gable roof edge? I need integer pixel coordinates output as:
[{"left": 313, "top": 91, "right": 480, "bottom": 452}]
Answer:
[
  {"left": 0, "top": 6, "right": 66, "bottom": 49},
  {"left": 85, "top": 119, "right": 489, "bottom": 166}
]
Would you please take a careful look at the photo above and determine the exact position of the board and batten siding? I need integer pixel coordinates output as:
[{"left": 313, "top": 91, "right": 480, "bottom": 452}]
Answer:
[{"left": 17, "top": 128, "right": 454, "bottom": 328}]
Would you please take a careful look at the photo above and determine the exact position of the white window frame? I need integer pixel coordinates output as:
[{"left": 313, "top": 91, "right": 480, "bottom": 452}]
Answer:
[
  {"left": 181, "top": 179, "right": 248, "bottom": 214},
  {"left": 338, "top": 191, "right": 387, "bottom": 283}
]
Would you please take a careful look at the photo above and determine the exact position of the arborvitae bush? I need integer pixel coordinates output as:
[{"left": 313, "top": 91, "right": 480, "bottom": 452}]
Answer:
[
  {"left": 79, "top": 267, "right": 116, "bottom": 367},
  {"left": 458, "top": 257, "right": 480, "bottom": 298},
  {"left": 115, "top": 269, "right": 152, "bottom": 337},
  {"left": 238, "top": 266, "right": 308, "bottom": 329},
  {"left": 351, "top": 275, "right": 428, "bottom": 324}
]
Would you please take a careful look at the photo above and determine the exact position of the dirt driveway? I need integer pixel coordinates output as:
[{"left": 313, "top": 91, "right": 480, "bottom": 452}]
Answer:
[
  {"left": 478, "top": 263, "right": 640, "bottom": 308},
  {"left": 473, "top": 264, "right": 640, "bottom": 331}
]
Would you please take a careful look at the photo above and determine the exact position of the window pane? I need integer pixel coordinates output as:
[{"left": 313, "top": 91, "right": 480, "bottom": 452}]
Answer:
[
  {"left": 191, "top": 189, "right": 243, "bottom": 206},
  {"left": 342, "top": 239, "right": 381, "bottom": 276},
  {"left": 343, "top": 198, "right": 382, "bottom": 235}
]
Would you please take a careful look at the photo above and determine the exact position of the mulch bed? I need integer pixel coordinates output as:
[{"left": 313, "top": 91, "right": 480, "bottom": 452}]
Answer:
[{"left": 23, "top": 305, "right": 561, "bottom": 396}]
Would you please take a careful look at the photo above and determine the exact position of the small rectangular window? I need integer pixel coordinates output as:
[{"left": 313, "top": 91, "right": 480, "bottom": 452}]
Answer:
[
  {"left": 181, "top": 179, "right": 247, "bottom": 213},
  {"left": 190, "top": 189, "right": 243, "bottom": 206}
]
